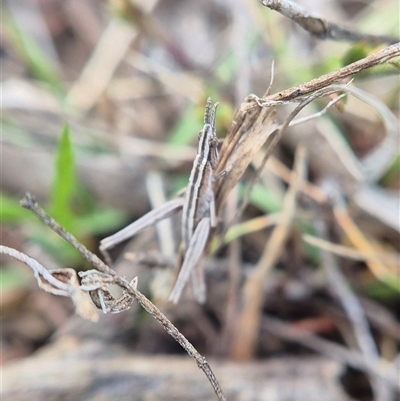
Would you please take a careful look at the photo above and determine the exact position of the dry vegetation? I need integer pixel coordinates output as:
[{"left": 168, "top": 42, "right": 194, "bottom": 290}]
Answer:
[{"left": 1, "top": 1, "right": 400, "bottom": 400}]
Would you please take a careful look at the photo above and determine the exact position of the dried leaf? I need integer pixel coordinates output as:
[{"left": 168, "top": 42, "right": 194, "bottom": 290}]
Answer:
[
  {"left": 215, "top": 106, "right": 278, "bottom": 212},
  {"left": 36, "top": 268, "right": 99, "bottom": 322},
  {"left": 36, "top": 268, "right": 78, "bottom": 295},
  {"left": 0, "top": 246, "right": 99, "bottom": 322}
]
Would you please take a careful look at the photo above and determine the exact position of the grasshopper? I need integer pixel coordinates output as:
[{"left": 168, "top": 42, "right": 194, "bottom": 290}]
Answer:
[{"left": 100, "top": 98, "right": 220, "bottom": 304}]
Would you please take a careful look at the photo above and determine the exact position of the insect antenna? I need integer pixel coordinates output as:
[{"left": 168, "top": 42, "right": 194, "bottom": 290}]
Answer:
[
  {"left": 204, "top": 97, "right": 219, "bottom": 131},
  {"left": 210, "top": 101, "right": 219, "bottom": 131},
  {"left": 204, "top": 97, "right": 213, "bottom": 125}
]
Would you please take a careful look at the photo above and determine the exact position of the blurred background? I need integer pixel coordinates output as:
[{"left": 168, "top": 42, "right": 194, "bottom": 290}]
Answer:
[{"left": 1, "top": 0, "right": 399, "bottom": 400}]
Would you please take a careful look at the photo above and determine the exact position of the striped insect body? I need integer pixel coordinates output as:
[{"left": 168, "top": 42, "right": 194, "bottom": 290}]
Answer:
[{"left": 99, "top": 98, "right": 220, "bottom": 304}]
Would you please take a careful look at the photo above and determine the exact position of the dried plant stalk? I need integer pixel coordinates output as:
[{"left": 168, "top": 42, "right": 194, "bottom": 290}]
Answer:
[
  {"left": 248, "top": 42, "right": 400, "bottom": 107},
  {"left": 215, "top": 107, "right": 278, "bottom": 213},
  {"left": 259, "top": 0, "right": 399, "bottom": 44},
  {"left": 230, "top": 145, "right": 307, "bottom": 360},
  {"left": 17, "top": 193, "right": 226, "bottom": 401}
]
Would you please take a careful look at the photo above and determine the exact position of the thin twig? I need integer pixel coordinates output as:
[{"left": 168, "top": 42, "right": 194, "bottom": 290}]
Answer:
[
  {"left": 288, "top": 93, "right": 347, "bottom": 127},
  {"left": 219, "top": 186, "right": 242, "bottom": 356},
  {"left": 0, "top": 245, "right": 70, "bottom": 292},
  {"left": 258, "top": 0, "right": 399, "bottom": 44},
  {"left": 20, "top": 193, "right": 226, "bottom": 401},
  {"left": 248, "top": 42, "right": 400, "bottom": 107},
  {"left": 1, "top": 245, "right": 99, "bottom": 322},
  {"left": 20, "top": 193, "right": 114, "bottom": 275},
  {"left": 303, "top": 234, "right": 399, "bottom": 265}
]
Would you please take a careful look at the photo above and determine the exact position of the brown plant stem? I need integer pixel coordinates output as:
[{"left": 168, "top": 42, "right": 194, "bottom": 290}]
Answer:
[{"left": 20, "top": 193, "right": 226, "bottom": 401}]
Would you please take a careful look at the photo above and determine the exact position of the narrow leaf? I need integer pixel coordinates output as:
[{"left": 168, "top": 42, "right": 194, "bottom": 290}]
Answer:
[
  {"left": 4, "top": 12, "right": 63, "bottom": 95},
  {"left": 49, "top": 124, "right": 76, "bottom": 230}
]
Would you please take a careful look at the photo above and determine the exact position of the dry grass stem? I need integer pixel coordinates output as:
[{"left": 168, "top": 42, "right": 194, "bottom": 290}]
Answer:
[
  {"left": 248, "top": 42, "right": 400, "bottom": 107},
  {"left": 212, "top": 213, "right": 282, "bottom": 252},
  {"left": 262, "top": 156, "right": 327, "bottom": 203},
  {"left": 103, "top": 133, "right": 197, "bottom": 163},
  {"left": 66, "top": 0, "right": 160, "bottom": 111},
  {"left": 258, "top": 0, "right": 399, "bottom": 44},
  {"left": 303, "top": 234, "right": 400, "bottom": 265},
  {"left": 314, "top": 207, "right": 393, "bottom": 401},
  {"left": 125, "top": 52, "right": 205, "bottom": 102},
  {"left": 232, "top": 86, "right": 341, "bottom": 230},
  {"left": 3, "top": 1, "right": 400, "bottom": 399},
  {"left": 219, "top": 186, "right": 242, "bottom": 355},
  {"left": 99, "top": 197, "right": 184, "bottom": 265},
  {"left": 329, "top": 85, "right": 400, "bottom": 181},
  {"left": 0, "top": 246, "right": 99, "bottom": 322},
  {"left": 333, "top": 202, "right": 398, "bottom": 289},
  {"left": 288, "top": 93, "right": 347, "bottom": 127},
  {"left": 18, "top": 193, "right": 226, "bottom": 401},
  {"left": 66, "top": 20, "right": 137, "bottom": 111},
  {"left": 230, "top": 145, "right": 307, "bottom": 360},
  {"left": 215, "top": 108, "right": 278, "bottom": 212}
]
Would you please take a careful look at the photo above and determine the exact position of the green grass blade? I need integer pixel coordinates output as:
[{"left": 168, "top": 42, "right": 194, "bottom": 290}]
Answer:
[
  {"left": 4, "top": 11, "right": 64, "bottom": 95},
  {"left": 49, "top": 124, "right": 76, "bottom": 231}
]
